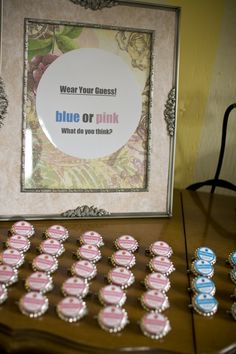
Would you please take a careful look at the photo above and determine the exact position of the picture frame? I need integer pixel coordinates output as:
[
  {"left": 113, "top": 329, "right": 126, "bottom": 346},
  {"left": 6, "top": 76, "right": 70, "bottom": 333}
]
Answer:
[{"left": 0, "top": 0, "right": 180, "bottom": 219}]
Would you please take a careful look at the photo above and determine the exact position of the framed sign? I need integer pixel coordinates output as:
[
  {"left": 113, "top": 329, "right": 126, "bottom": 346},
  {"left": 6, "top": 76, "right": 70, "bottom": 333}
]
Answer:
[{"left": 0, "top": 0, "right": 180, "bottom": 219}]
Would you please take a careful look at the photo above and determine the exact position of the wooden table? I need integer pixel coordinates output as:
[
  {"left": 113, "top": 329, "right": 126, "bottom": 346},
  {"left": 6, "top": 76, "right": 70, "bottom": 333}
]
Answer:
[{"left": 0, "top": 190, "right": 235, "bottom": 354}]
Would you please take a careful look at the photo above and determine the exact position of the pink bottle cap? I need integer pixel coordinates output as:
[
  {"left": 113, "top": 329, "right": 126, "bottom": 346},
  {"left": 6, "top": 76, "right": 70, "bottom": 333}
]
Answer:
[
  {"left": 0, "top": 248, "right": 24, "bottom": 269},
  {"left": 98, "top": 284, "right": 126, "bottom": 307},
  {"left": 61, "top": 277, "right": 89, "bottom": 299},
  {"left": 45, "top": 224, "right": 69, "bottom": 242},
  {"left": 98, "top": 305, "right": 128, "bottom": 333},
  {"left": 140, "top": 312, "right": 171, "bottom": 339},
  {"left": 149, "top": 256, "right": 175, "bottom": 275},
  {"left": 111, "top": 250, "right": 135, "bottom": 269},
  {"left": 6, "top": 234, "right": 30, "bottom": 253},
  {"left": 19, "top": 291, "right": 48, "bottom": 318},
  {"left": 149, "top": 241, "right": 173, "bottom": 258},
  {"left": 141, "top": 289, "right": 170, "bottom": 312},
  {"left": 39, "top": 239, "right": 64, "bottom": 257},
  {"left": 79, "top": 231, "right": 104, "bottom": 247},
  {"left": 144, "top": 272, "right": 171, "bottom": 292},
  {"left": 71, "top": 260, "right": 97, "bottom": 281},
  {"left": 32, "top": 254, "right": 58, "bottom": 274},
  {"left": 57, "top": 296, "right": 87, "bottom": 322},
  {"left": 107, "top": 267, "right": 135, "bottom": 289},
  {"left": 0, "top": 264, "right": 18, "bottom": 286},
  {"left": 76, "top": 244, "right": 101, "bottom": 263},
  {"left": 10, "top": 221, "right": 34, "bottom": 238},
  {"left": 25, "top": 271, "right": 53, "bottom": 293},
  {"left": 115, "top": 235, "right": 138, "bottom": 252}
]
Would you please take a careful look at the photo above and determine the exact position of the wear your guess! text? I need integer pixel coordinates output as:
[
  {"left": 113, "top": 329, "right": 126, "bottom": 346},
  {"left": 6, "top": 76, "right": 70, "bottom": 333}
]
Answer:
[{"left": 60, "top": 85, "right": 117, "bottom": 96}]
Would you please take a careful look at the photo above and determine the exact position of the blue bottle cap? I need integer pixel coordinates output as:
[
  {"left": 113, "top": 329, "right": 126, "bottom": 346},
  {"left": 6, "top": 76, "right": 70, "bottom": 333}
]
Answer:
[
  {"left": 230, "top": 268, "right": 236, "bottom": 284},
  {"left": 191, "top": 276, "right": 216, "bottom": 295},
  {"left": 195, "top": 247, "right": 216, "bottom": 265},
  {"left": 228, "top": 251, "right": 236, "bottom": 267},
  {"left": 192, "top": 293, "right": 218, "bottom": 316},
  {"left": 0, "top": 283, "right": 8, "bottom": 304},
  {"left": 191, "top": 260, "right": 214, "bottom": 278},
  {"left": 230, "top": 302, "right": 236, "bottom": 320}
]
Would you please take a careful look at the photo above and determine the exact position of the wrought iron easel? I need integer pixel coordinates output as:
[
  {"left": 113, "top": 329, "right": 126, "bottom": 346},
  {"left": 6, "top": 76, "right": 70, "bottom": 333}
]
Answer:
[{"left": 187, "top": 103, "right": 236, "bottom": 193}]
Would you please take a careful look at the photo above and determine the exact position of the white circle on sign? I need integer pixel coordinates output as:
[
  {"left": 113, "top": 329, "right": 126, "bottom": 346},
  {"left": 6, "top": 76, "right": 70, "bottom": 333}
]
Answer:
[{"left": 36, "top": 48, "right": 142, "bottom": 159}]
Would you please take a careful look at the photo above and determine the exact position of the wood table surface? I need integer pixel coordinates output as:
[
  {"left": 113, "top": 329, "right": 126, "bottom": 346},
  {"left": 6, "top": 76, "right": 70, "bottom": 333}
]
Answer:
[
  {"left": 181, "top": 190, "right": 236, "bottom": 354},
  {"left": 0, "top": 190, "right": 235, "bottom": 354}
]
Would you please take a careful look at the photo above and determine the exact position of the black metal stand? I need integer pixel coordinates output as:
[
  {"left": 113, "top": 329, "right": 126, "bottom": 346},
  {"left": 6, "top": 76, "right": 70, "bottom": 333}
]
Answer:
[{"left": 186, "top": 103, "right": 236, "bottom": 194}]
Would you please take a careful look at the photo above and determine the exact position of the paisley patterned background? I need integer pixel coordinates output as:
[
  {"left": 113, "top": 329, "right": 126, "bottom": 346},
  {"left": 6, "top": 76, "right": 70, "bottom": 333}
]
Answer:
[{"left": 24, "top": 22, "right": 152, "bottom": 191}]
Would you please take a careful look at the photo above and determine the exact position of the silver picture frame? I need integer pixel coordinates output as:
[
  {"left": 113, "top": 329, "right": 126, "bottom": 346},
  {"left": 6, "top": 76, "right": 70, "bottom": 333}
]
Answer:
[{"left": 0, "top": 0, "right": 180, "bottom": 219}]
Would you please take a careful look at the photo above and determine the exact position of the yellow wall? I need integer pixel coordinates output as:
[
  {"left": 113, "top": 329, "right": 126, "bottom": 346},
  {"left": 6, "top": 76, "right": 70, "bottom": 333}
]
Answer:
[
  {"left": 170, "top": 0, "right": 224, "bottom": 189},
  {"left": 143, "top": 0, "right": 236, "bottom": 194}
]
